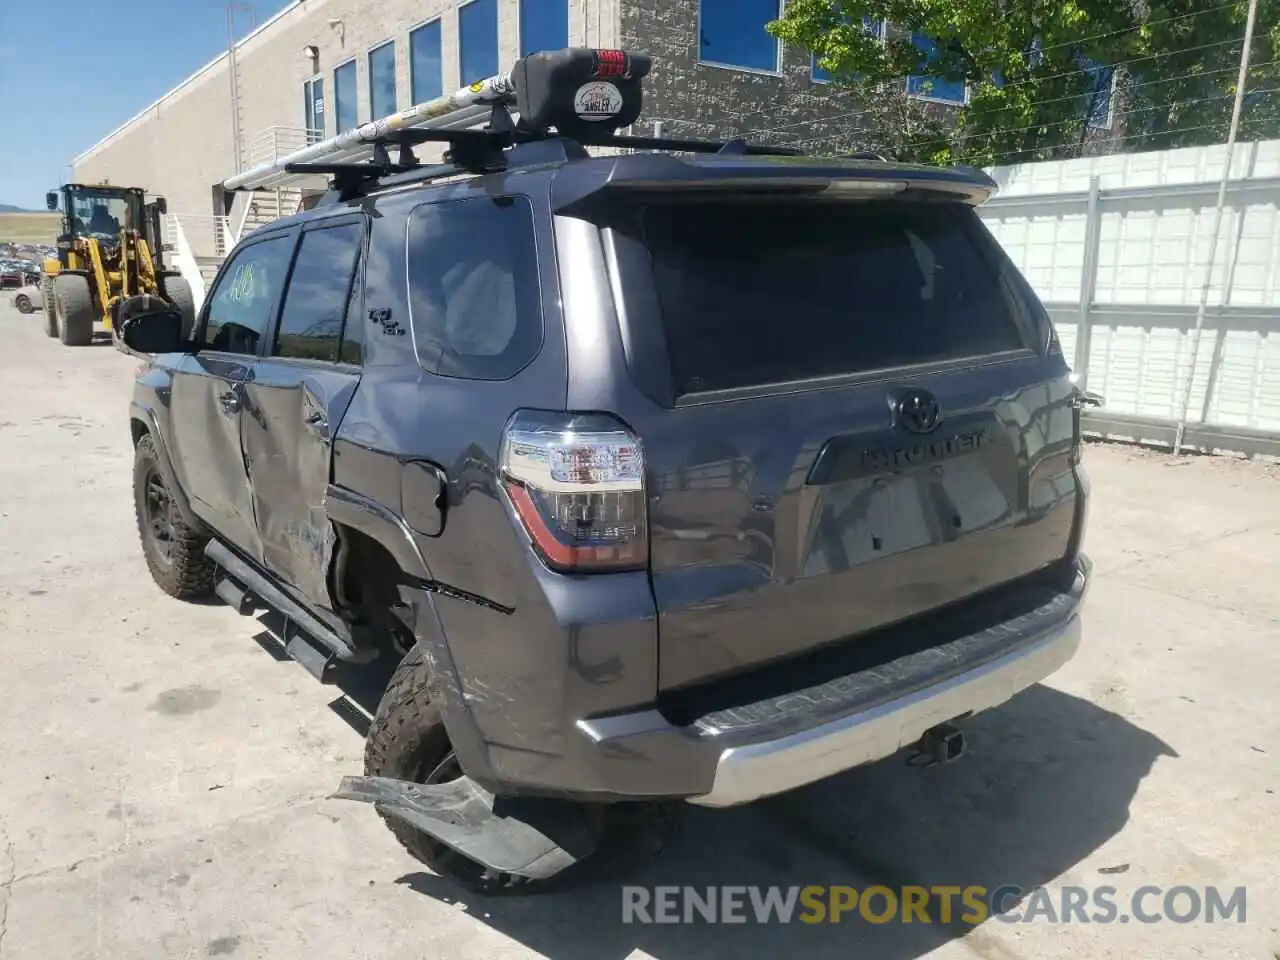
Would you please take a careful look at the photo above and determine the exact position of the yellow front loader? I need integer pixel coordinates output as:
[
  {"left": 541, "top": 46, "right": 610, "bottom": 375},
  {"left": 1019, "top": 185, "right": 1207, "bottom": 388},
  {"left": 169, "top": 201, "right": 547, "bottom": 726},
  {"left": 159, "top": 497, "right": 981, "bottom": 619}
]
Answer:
[{"left": 41, "top": 184, "right": 194, "bottom": 347}]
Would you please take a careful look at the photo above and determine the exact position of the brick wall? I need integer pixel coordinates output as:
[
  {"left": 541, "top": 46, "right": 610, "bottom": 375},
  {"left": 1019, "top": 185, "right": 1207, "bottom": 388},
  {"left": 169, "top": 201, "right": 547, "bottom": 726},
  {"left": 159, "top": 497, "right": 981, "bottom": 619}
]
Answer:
[{"left": 619, "top": 0, "right": 879, "bottom": 152}]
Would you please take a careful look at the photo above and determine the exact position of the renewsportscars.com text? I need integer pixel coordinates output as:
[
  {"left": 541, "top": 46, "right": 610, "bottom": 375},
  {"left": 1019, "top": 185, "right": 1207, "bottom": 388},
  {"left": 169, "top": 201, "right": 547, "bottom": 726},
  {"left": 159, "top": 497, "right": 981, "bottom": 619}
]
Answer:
[{"left": 621, "top": 884, "right": 1247, "bottom": 926}]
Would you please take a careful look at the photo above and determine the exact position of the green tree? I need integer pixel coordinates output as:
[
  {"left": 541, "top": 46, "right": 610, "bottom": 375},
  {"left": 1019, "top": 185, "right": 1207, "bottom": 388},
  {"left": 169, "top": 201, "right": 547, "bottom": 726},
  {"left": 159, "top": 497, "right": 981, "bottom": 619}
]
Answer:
[{"left": 768, "top": 0, "right": 1279, "bottom": 165}]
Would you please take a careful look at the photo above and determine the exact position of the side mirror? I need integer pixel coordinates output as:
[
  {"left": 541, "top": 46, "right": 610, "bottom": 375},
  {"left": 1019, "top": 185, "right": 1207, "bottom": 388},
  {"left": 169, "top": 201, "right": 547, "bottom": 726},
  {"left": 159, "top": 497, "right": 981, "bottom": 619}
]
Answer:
[
  {"left": 119, "top": 309, "right": 186, "bottom": 355},
  {"left": 154, "top": 197, "right": 168, "bottom": 215},
  {"left": 45, "top": 191, "right": 59, "bottom": 211}
]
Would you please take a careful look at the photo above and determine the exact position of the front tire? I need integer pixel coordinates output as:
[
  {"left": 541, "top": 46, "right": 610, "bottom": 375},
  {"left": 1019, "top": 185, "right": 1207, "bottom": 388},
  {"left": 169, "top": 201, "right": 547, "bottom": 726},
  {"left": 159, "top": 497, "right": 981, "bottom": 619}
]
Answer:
[
  {"left": 160, "top": 274, "right": 196, "bottom": 340},
  {"left": 53, "top": 273, "right": 95, "bottom": 346},
  {"left": 14, "top": 294, "right": 32, "bottom": 314},
  {"left": 133, "top": 434, "right": 214, "bottom": 599},
  {"left": 41, "top": 278, "right": 57, "bottom": 337}
]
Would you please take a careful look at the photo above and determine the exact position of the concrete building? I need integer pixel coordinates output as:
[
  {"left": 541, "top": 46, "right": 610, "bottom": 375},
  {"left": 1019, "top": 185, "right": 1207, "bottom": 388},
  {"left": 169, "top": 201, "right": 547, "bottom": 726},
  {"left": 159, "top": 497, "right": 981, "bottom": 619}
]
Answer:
[{"left": 71, "top": 0, "right": 924, "bottom": 223}]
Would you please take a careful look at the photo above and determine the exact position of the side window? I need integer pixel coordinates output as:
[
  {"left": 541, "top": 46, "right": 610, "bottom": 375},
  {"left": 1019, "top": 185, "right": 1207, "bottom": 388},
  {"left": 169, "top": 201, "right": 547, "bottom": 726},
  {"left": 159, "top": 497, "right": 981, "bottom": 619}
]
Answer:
[
  {"left": 204, "top": 236, "right": 293, "bottom": 355},
  {"left": 273, "top": 223, "right": 363, "bottom": 362},
  {"left": 406, "top": 196, "right": 543, "bottom": 380}
]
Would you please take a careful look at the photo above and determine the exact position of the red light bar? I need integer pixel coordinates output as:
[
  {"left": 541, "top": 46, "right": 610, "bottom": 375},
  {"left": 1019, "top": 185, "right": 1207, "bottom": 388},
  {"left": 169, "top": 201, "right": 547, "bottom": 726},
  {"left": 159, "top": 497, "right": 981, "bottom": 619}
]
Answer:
[{"left": 591, "top": 49, "right": 630, "bottom": 79}]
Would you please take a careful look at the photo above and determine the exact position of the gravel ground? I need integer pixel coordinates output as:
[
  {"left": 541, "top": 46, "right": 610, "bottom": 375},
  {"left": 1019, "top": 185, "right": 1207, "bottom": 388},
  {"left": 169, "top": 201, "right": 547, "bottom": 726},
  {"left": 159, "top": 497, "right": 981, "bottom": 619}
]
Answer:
[{"left": 0, "top": 302, "right": 1276, "bottom": 960}]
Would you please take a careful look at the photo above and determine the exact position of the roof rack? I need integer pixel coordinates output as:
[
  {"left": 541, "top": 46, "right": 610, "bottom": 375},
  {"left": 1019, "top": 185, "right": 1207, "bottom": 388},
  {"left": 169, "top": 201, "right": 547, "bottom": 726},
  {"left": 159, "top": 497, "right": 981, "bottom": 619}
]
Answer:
[{"left": 221, "top": 48, "right": 804, "bottom": 204}]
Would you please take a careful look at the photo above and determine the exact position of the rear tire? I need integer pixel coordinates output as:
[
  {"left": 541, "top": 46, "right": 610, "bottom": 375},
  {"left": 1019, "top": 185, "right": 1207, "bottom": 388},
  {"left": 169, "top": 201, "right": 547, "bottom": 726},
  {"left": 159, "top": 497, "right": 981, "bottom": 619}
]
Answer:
[
  {"left": 53, "top": 273, "right": 95, "bottom": 346},
  {"left": 41, "top": 279, "right": 57, "bottom": 337},
  {"left": 160, "top": 275, "right": 196, "bottom": 340},
  {"left": 133, "top": 434, "right": 214, "bottom": 600},
  {"left": 364, "top": 645, "right": 541, "bottom": 894},
  {"left": 14, "top": 294, "right": 32, "bottom": 314}
]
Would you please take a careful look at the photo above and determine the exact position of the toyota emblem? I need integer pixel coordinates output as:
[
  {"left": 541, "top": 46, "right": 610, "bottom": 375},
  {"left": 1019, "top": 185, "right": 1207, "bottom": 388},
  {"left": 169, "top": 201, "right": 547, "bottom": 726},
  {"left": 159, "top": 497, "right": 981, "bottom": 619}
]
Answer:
[{"left": 896, "top": 389, "right": 942, "bottom": 435}]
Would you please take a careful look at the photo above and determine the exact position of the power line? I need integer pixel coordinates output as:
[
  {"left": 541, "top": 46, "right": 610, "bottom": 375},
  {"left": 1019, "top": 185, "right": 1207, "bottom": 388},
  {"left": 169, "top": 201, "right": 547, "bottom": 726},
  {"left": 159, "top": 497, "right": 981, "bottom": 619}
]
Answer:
[
  {"left": 995, "top": 36, "right": 1246, "bottom": 94},
  {"left": 784, "top": 85, "right": 1277, "bottom": 157},
  {"left": 885, "top": 64, "right": 1280, "bottom": 152},
  {"left": 740, "top": 40, "right": 1268, "bottom": 144},
  {"left": 981, "top": 37, "right": 1246, "bottom": 102},
  {"left": 1036, "top": 0, "right": 1243, "bottom": 55},
  {"left": 955, "top": 115, "right": 1275, "bottom": 167}
]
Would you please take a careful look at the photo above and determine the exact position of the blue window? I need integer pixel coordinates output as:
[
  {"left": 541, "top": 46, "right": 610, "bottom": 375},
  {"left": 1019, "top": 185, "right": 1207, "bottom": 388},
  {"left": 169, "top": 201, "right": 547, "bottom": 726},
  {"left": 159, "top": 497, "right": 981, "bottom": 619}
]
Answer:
[
  {"left": 699, "top": 0, "right": 780, "bottom": 72},
  {"left": 1084, "top": 60, "right": 1115, "bottom": 129},
  {"left": 813, "top": 18, "right": 883, "bottom": 83},
  {"left": 369, "top": 41, "right": 397, "bottom": 118},
  {"left": 459, "top": 0, "right": 499, "bottom": 83},
  {"left": 334, "top": 60, "right": 357, "bottom": 133},
  {"left": 906, "top": 34, "right": 966, "bottom": 104},
  {"left": 410, "top": 20, "right": 443, "bottom": 104},
  {"left": 520, "top": 0, "right": 568, "bottom": 56}
]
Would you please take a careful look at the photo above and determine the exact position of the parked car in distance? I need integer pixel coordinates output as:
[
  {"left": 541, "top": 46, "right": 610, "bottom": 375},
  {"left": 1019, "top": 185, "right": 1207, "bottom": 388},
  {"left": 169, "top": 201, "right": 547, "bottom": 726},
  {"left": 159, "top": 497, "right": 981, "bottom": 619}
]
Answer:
[
  {"left": 10, "top": 282, "right": 41, "bottom": 314},
  {"left": 0, "top": 261, "right": 26, "bottom": 289}
]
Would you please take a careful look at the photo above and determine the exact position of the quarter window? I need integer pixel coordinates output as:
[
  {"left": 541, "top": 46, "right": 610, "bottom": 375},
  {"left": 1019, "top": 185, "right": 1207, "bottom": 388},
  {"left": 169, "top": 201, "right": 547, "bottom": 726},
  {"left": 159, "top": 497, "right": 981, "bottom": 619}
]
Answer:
[
  {"left": 273, "top": 223, "right": 364, "bottom": 362},
  {"left": 203, "top": 237, "right": 294, "bottom": 355},
  {"left": 698, "top": 0, "right": 781, "bottom": 73},
  {"left": 406, "top": 197, "right": 543, "bottom": 380}
]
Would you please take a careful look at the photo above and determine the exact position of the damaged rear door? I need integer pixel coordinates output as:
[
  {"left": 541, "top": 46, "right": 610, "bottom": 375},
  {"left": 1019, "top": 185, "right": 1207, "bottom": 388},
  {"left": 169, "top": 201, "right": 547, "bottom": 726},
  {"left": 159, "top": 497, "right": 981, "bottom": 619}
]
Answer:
[{"left": 241, "top": 215, "right": 366, "bottom": 610}]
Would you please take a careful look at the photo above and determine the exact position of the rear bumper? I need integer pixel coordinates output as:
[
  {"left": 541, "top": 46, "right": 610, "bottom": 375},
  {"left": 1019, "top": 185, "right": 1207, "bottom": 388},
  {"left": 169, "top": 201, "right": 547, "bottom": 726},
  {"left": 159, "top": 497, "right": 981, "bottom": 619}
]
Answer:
[
  {"left": 572, "top": 556, "right": 1089, "bottom": 805},
  {"left": 689, "top": 595, "right": 1082, "bottom": 807}
]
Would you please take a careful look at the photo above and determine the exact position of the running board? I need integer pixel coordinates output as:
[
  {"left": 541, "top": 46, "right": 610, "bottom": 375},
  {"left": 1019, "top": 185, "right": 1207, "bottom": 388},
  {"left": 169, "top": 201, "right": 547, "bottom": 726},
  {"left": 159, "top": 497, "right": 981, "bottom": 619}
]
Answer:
[
  {"left": 332, "top": 775, "right": 602, "bottom": 881},
  {"left": 205, "top": 540, "right": 365, "bottom": 668}
]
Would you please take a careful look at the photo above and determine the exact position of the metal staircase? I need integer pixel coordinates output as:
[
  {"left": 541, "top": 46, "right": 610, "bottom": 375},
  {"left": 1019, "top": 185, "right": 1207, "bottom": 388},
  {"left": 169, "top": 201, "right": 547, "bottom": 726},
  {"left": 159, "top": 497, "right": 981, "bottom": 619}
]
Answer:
[{"left": 238, "top": 187, "right": 304, "bottom": 234}]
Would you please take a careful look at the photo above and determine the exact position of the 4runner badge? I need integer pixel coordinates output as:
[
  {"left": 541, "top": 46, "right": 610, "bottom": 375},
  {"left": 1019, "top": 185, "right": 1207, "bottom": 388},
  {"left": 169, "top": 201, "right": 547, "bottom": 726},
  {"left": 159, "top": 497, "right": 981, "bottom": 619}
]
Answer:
[{"left": 573, "top": 81, "right": 623, "bottom": 120}]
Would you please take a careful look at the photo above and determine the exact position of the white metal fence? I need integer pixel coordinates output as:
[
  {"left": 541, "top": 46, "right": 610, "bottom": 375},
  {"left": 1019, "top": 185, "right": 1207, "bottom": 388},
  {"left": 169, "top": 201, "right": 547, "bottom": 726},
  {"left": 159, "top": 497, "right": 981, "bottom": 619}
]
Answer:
[{"left": 980, "top": 138, "right": 1280, "bottom": 457}]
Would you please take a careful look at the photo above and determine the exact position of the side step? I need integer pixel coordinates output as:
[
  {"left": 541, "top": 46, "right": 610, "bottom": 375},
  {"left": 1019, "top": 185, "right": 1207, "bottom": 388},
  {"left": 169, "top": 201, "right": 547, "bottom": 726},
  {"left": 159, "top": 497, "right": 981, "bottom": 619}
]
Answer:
[
  {"left": 332, "top": 775, "right": 603, "bottom": 881},
  {"left": 205, "top": 540, "right": 373, "bottom": 682}
]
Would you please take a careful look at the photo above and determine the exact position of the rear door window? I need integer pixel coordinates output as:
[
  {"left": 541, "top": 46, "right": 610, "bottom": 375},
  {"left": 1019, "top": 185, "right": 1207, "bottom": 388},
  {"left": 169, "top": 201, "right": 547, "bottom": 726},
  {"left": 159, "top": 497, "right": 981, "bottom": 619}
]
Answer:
[
  {"left": 406, "top": 196, "right": 543, "bottom": 380},
  {"left": 637, "top": 200, "right": 1029, "bottom": 395},
  {"left": 272, "top": 221, "right": 364, "bottom": 363}
]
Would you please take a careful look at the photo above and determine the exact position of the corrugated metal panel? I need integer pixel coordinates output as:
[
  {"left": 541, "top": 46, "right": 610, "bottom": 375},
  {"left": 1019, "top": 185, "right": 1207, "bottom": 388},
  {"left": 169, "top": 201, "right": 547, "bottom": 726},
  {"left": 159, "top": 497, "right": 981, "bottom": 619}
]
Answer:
[{"left": 979, "top": 139, "right": 1280, "bottom": 448}]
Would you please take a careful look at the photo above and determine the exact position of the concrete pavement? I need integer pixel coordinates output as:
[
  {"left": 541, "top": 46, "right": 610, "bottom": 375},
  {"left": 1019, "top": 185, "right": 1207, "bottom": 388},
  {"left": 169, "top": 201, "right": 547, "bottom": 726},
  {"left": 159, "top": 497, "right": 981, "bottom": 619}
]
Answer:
[{"left": 0, "top": 303, "right": 1276, "bottom": 959}]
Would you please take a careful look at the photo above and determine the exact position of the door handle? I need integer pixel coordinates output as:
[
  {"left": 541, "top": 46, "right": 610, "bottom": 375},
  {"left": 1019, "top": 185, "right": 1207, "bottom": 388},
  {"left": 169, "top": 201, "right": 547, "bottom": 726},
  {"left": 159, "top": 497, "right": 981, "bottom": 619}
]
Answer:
[
  {"left": 303, "top": 410, "right": 330, "bottom": 438},
  {"left": 218, "top": 390, "right": 241, "bottom": 415}
]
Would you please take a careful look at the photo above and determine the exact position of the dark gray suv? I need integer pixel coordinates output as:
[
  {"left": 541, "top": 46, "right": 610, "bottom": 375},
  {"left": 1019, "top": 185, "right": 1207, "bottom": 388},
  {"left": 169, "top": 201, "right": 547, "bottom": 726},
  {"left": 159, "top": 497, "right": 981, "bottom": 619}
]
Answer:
[{"left": 122, "top": 48, "right": 1090, "bottom": 892}]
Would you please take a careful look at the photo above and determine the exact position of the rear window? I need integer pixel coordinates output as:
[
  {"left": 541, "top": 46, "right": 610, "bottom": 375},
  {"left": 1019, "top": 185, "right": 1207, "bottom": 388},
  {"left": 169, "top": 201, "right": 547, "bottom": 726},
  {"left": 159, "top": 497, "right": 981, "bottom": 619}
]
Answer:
[{"left": 637, "top": 200, "right": 1029, "bottom": 395}]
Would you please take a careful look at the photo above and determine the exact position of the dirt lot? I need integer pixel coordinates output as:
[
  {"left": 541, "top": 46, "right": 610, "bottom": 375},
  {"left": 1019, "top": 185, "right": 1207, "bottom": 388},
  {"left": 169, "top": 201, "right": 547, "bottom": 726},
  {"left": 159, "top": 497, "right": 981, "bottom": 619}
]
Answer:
[
  {"left": 0, "top": 212, "right": 59, "bottom": 246},
  {"left": 0, "top": 302, "right": 1276, "bottom": 960}
]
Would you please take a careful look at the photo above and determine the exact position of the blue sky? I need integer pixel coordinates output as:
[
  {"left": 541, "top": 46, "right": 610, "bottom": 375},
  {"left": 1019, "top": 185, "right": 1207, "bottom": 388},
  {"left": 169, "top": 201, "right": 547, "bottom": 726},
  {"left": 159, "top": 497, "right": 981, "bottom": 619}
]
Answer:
[{"left": 0, "top": 0, "right": 290, "bottom": 209}]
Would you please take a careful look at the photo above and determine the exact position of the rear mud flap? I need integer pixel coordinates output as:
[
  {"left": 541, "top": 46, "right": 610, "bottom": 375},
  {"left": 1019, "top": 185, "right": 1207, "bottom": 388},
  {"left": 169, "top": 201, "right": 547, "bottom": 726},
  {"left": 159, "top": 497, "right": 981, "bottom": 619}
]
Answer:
[{"left": 332, "top": 776, "right": 603, "bottom": 880}]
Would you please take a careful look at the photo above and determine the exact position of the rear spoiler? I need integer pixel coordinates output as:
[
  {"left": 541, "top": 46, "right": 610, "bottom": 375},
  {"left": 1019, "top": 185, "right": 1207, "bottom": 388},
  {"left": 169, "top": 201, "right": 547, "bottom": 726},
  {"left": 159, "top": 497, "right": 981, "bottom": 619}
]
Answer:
[{"left": 551, "top": 154, "right": 997, "bottom": 213}]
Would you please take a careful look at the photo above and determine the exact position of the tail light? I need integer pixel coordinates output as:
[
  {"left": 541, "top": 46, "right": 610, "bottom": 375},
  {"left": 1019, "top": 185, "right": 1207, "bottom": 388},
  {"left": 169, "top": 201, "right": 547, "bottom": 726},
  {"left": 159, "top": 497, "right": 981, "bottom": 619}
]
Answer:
[{"left": 500, "top": 411, "right": 648, "bottom": 572}]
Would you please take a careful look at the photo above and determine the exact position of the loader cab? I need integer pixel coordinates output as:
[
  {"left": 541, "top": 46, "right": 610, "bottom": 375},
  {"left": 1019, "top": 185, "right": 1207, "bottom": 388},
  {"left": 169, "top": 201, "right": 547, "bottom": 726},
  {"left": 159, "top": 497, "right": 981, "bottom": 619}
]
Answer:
[{"left": 49, "top": 184, "right": 146, "bottom": 255}]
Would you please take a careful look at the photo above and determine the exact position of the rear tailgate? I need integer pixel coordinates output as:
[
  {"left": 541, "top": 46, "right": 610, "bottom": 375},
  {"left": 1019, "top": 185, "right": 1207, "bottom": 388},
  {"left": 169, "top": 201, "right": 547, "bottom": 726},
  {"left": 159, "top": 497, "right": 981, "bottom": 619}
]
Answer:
[{"left": 595, "top": 191, "right": 1083, "bottom": 692}]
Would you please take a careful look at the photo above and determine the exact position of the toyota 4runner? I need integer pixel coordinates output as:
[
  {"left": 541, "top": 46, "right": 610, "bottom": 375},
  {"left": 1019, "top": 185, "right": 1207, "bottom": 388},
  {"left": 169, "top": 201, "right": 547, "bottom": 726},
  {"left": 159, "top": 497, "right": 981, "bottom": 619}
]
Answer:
[{"left": 121, "top": 48, "right": 1091, "bottom": 892}]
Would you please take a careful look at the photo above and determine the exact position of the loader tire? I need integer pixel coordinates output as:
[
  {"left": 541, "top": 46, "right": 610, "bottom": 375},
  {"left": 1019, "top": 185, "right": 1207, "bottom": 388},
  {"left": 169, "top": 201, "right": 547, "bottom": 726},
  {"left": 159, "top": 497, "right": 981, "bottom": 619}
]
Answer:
[
  {"left": 53, "top": 273, "right": 95, "bottom": 346},
  {"left": 161, "top": 275, "right": 196, "bottom": 340},
  {"left": 133, "top": 434, "right": 214, "bottom": 600},
  {"left": 42, "top": 278, "right": 57, "bottom": 337}
]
